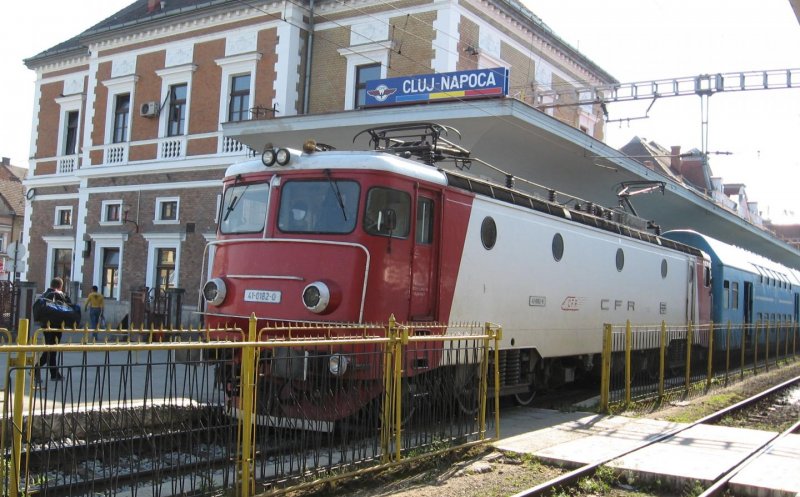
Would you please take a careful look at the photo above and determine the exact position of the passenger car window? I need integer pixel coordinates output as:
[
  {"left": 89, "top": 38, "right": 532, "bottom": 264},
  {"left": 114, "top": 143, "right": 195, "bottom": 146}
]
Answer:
[{"left": 364, "top": 187, "right": 410, "bottom": 238}]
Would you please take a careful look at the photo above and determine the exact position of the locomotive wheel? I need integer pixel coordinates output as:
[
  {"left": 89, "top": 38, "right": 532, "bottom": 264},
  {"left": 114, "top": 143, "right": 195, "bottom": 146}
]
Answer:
[{"left": 513, "top": 386, "right": 537, "bottom": 406}]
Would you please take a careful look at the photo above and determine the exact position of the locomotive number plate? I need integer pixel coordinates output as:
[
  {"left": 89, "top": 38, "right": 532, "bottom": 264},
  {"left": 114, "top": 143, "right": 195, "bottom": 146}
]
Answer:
[{"left": 244, "top": 289, "right": 282, "bottom": 303}]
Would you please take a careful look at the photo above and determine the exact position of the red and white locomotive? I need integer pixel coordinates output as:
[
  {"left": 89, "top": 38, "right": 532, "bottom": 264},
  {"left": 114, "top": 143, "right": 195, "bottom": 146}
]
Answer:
[{"left": 200, "top": 123, "right": 711, "bottom": 416}]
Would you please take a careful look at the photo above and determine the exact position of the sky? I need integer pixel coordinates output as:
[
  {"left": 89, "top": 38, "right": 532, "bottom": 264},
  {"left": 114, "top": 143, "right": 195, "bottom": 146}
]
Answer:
[{"left": 1, "top": 0, "right": 798, "bottom": 223}]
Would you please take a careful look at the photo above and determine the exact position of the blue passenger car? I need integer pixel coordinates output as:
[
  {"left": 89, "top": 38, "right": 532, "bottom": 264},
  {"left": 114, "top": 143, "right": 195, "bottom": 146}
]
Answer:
[{"left": 663, "top": 230, "right": 800, "bottom": 350}]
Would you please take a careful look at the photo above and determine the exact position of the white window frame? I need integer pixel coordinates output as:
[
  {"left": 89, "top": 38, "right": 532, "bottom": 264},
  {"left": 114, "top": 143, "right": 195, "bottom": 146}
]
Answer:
[
  {"left": 90, "top": 233, "right": 128, "bottom": 300},
  {"left": 43, "top": 235, "right": 75, "bottom": 285},
  {"left": 55, "top": 94, "right": 83, "bottom": 157},
  {"left": 338, "top": 43, "right": 390, "bottom": 110},
  {"left": 54, "top": 206, "right": 73, "bottom": 228},
  {"left": 154, "top": 197, "right": 180, "bottom": 224},
  {"left": 143, "top": 232, "right": 185, "bottom": 290},
  {"left": 101, "top": 75, "right": 137, "bottom": 144},
  {"left": 155, "top": 64, "right": 196, "bottom": 138},
  {"left": 100, "top": 200, "right": 124, "bottom": 225},
  {"left": 215, "top": 53, "right": 260, "bottom": 127}
]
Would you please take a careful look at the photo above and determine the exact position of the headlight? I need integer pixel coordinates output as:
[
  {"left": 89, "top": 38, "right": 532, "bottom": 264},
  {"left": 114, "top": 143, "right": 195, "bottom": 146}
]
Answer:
[
  {"left": 203, "top": 278, "right": 227, "bottom": 306},
  {"left": 329, "top": 354, "right": 349, "bottom": 376},
  {"left": 276, "top": 148, "right": 291, "bottom": 166},
  {"left": 302, "top": 281, "right": 330, "bottom": 313},
  {"left": 261, "top": 148, "right": 277, "bottom": 167}
]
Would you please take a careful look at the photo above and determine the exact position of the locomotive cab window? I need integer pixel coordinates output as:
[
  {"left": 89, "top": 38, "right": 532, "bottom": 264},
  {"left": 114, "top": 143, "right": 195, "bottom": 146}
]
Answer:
[
  {"left": 364, "top": 187, "right": 410, "bottom": 238},
  {"left": 279, "top": 180, "right": 360, "bottom": 233},
  {"left": 416, "top": 197, "right": 434, "bottom": 244},
  {"left": 220, "top": 182, "right": 270, "bottom": 234}
]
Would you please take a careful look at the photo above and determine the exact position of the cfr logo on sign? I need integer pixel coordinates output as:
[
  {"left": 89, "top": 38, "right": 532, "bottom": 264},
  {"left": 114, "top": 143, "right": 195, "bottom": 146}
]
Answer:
[{"left": 561, "top": 296, "right": 584, "bottom": 311}]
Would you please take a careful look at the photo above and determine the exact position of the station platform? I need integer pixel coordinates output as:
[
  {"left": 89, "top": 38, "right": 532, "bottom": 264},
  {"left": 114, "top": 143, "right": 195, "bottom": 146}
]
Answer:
[{"left": 495, "top": 407, "right": 800, "bottom": 496}]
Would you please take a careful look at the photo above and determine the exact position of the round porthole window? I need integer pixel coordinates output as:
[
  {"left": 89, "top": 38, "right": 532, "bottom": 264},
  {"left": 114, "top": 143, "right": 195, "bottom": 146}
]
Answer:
[
  {"left": 552, "top": 233, "right": 564, "bottom": 261},
  {"left": 661, "top": 259, "right": 668, "bottom": 279},
  {"left": 481, "top": 217, "right": 497, "bottom": 250},
  {"left": 615, "top": 248, "right": 625, "bottom": 272}
]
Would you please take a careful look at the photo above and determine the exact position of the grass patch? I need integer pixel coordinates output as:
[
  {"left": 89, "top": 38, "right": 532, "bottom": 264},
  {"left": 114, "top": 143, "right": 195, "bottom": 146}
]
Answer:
[{"left": 663, "top": 392, "right": 742, "bottom": 423}]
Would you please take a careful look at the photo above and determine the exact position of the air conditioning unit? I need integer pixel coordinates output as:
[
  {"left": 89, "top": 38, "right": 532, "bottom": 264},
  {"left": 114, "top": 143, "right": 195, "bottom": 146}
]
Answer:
[{"left": 139, "top": 101, "right": 159, "bottom": 117}]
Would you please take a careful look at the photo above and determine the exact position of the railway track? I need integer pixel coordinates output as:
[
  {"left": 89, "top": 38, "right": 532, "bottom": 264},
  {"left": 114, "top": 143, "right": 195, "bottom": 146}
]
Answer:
[{"left": 510, "top": 374, "right": 800, "bottom": 497}]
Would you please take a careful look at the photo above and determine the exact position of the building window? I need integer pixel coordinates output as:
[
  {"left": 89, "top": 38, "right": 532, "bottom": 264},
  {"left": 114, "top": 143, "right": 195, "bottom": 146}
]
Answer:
[
  {"left": 64, "top": 111, "right": 79, "bottom": 155},
  {"left": 55, "top": 206, "right": 73, "bottom": 227},
  {"left": 52, "top": 248, "right": 72, "bottom": 285},
  {"left": 228, "top": 74, "right": 251, "bottom": 122},
  {"left": 155, "top": 248, "right": 176, "bottom": 291},
  {"left": 113, "top": 94, "right": 130, "bottom": 143},
  {"left": 355, "top": 63, "right": 381, "bottom": 109},
  {"left": 102, "top": 248, "right": 120, "bottom": 299},
  {"left": 155, "top": 197, "right": 179, "bottom": 223},
  {"left": 167, "top": 83, "right": 187, "bottom": 136},
  {"left": 102, "top": 201, "right": 122, "bottom": 224}
]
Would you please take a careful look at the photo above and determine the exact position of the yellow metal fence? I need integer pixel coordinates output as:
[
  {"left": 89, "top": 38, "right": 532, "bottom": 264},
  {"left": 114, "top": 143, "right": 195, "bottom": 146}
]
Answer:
[
  {"left": 0, "top": 316, "right": 501, "bottom": 497},
  {"left": 599, "top": 320, "right": 799, "bottom": 412}
]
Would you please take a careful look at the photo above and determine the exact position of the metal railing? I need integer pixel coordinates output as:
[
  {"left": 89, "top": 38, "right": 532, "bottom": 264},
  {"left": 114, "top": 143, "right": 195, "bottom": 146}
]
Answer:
[
  {"left": 0, "top": 316, "right": 501, "bottom": 497},
  {"left": 599, "top": 320, "right": 799, "bottom": 412}
]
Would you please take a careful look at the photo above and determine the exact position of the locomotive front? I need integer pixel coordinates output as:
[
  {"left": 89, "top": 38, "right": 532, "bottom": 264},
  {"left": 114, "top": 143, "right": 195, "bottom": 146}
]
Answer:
[{"left": 199, "top": 143, "right": 453, "bottom": 422}]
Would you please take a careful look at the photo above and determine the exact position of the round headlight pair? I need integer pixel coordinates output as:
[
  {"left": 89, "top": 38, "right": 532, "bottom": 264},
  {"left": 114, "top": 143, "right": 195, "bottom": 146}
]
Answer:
[
  {"left": 261, "top": 147, "right": 291, "bottom": 167},
  {"left": 202, "top": 278, "right": 227, "bottom": 306}
]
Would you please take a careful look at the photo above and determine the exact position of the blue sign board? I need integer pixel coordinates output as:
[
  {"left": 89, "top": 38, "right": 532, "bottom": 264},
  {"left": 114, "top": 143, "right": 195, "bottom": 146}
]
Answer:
[{"left": 364, "top": 67, "right": 509, "bottom": 107}]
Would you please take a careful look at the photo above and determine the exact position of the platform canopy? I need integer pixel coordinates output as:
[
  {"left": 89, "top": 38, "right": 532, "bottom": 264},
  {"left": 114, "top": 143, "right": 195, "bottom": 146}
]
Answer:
[{"left": 223, "top": 98, "right": 800, "bottom": 270}]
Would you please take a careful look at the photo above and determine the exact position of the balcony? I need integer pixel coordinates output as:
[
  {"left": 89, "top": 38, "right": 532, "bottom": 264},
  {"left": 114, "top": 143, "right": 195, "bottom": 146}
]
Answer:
[
  {"left": 104, "top": 143, "right": 129, "bottom": 165},
  {"left": 57, "top": 155, "right": 78, "bottom": 174},
  {"left": 220, "top": 136, "right": 256, "bottom": 157},
  {"left": 158, "top": 137, "right": 186, "bottom": 160}
]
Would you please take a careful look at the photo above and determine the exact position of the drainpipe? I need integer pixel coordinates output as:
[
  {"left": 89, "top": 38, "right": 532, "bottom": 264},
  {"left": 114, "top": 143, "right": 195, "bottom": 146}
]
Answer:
[{"left": 302, "top": 0, "right": 315, "bottom": 114}]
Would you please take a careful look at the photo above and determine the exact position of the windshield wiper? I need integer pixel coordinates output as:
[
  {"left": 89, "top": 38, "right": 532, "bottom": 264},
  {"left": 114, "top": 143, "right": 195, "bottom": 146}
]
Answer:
[
  {"left": 222, "top": 175, "right": 246, "bottom": 222},
  {"left": 324, "top": 169, "right": 348, "bottom": 221}
]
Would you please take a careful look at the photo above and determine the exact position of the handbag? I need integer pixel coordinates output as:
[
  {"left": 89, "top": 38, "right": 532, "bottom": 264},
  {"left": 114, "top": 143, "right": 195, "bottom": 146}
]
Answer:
[{"left": 33, "top": 297, "right": 81, "bottom": 327}]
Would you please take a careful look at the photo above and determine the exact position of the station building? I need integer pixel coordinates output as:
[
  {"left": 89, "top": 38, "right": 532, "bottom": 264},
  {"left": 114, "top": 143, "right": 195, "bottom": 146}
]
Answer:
[{"left": 22, "top": 0, "right": 615, "bottom": 324}]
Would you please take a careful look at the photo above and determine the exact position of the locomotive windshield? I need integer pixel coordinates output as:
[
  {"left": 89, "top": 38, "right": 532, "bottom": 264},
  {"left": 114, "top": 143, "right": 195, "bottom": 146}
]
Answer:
[
  {"left": 220, "top": 182, "right": 270, "bottom": 234},
  {"left": 278, "top": 180, "right": 360, "bottom": 233}
]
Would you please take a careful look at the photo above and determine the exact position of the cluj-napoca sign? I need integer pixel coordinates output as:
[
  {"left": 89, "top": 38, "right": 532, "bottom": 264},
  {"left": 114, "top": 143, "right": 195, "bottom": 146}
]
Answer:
[{"left": 365, "top": 67, "right": 509, "bottom": 107}]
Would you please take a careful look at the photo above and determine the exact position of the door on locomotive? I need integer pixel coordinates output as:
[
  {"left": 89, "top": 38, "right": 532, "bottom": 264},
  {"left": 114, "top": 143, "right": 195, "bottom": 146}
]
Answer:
[{"left": 409, "top": 191, "right": 440, "bottom": 321}]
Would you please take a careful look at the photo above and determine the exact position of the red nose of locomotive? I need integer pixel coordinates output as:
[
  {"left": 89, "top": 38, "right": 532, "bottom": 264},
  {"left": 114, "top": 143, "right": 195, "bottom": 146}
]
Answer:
[{"left": 202, "top": 239, "right": 368, "bottom": 325}]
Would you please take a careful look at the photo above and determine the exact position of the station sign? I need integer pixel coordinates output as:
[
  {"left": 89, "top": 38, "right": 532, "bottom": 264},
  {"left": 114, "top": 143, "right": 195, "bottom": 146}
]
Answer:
[{"left": 364, "top": 67, "right": 509, "bottom": 107}]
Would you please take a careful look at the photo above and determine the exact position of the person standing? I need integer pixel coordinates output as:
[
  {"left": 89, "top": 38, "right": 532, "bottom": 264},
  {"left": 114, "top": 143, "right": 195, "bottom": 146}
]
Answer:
[
  {"left": 35, "top": 277, "right": 70, "bottom": 383},
  {"left": 85, "top": 285, "right": 105, "bottom": 339}
]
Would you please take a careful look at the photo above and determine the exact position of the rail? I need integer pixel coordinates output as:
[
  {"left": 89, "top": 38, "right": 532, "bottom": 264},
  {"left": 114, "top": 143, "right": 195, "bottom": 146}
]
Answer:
[{"left": 0, "top": 316, "right": 502, "bottom": 497}]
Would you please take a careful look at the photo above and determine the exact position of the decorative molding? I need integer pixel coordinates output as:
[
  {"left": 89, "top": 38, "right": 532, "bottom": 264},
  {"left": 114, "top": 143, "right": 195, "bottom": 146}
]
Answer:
[
  {"left": 63, "top": 75, "right": 85, "bottom": 95},
  {"left": 111, "top": 54, "right": 137, "bottom": 77},
  {"left": 350, "top": 20, "right": 389, "bottom": 46},
  {"left": 226, "top": 29, "right": 258, "bottom": 56},
  {"left": 166, "top": 44, "right": 194, "bottom": 67}
]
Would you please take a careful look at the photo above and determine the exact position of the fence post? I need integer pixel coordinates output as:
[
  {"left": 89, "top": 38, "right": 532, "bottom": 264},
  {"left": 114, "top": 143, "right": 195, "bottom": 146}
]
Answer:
[
  {"left": 238, "top": 314, "right": 258, "bottom": 497},
  {"left": 740, "top": 323, "right": 746, "bottom": 381},
  {"left": 684, "top": 322, "right": 693, "bottom": 395},
  {"left": 479, "top": 324, "right": 490, "bottom": 441},
  {"left": 765, "top": 321, "right": 770, "bottom": 373},
  {"left": 380, "top": 315, "right": 397, "bottom": 464},
  {"left": 624, "top": 320, "right": 632, "bottom": 407},
  {"left": 658, "top": 321, "right": 666, "bottom": 400},
  {"left": 394, "top": 321, "right": 407, "bottom": 463},
  {"left": 753, "top": 322, "right": 760, "bottom": 375},
  {"left": 706, "top": 323, "right": 714, "bottom": 390},
  {"left": 725, "top": 321, "right": 731, "bottom": 385},
  {"left": 10, "top": 319, "right": 31, "bottom": 497},
  {"left": 794, "top": 322, "right": 797, "bottom": 360},
  {"left": 493, "top": 325, "right": 502, "bottom": 441},
  {"left": 599, "top": 324, "right": 612, "bottom": 413}
]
